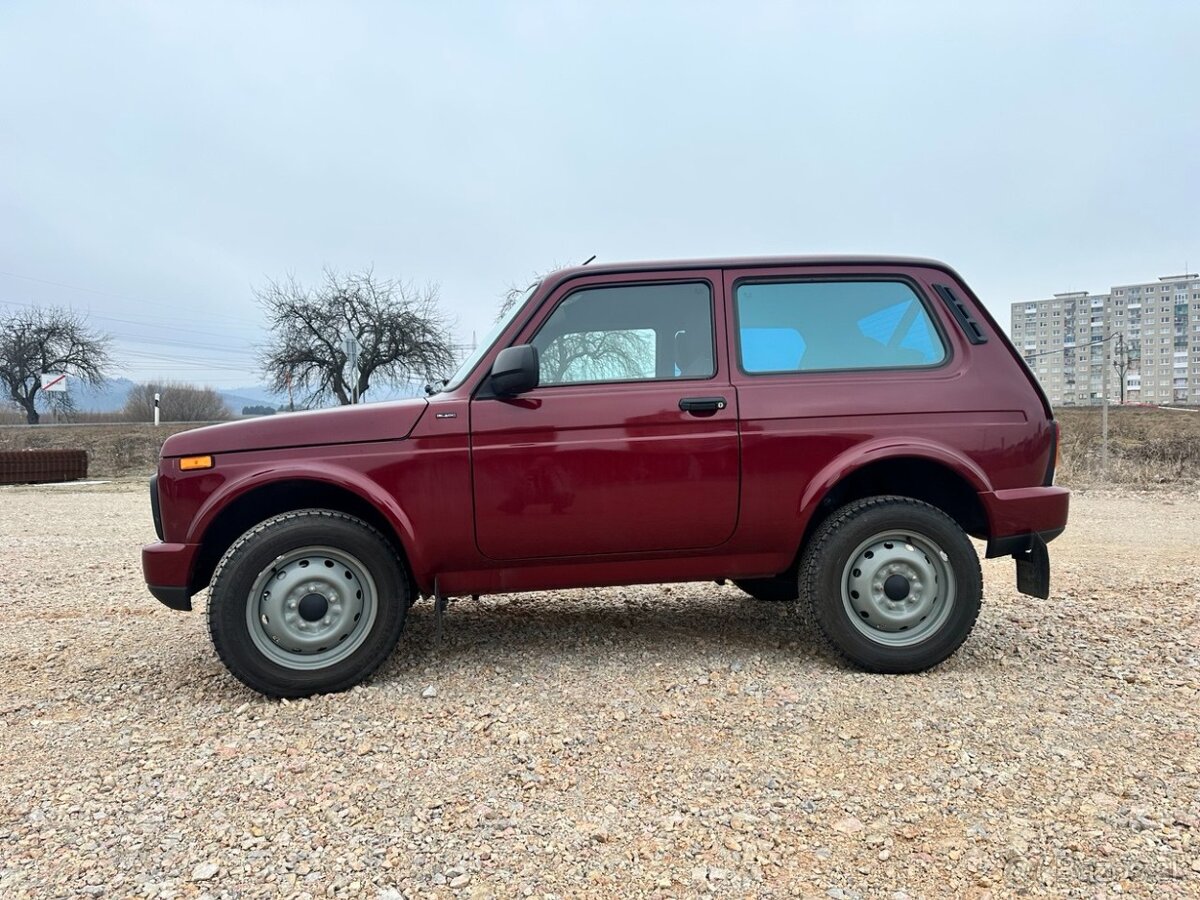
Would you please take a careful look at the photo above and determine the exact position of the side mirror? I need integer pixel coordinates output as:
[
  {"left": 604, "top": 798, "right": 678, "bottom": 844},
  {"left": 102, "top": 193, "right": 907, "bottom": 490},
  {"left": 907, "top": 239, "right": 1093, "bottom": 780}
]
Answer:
[{"left": 490, "top": 344, "right": 540, "bottom": 396}]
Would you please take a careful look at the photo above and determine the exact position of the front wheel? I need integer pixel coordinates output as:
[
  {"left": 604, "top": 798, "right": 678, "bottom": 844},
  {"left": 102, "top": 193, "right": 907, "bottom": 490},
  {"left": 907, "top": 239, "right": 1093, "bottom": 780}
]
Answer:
[
  {"left": 208, "top": 509, "right": 409, "bottom": 697},
  {"left": 800, "top": 496, "right": 982, "bottom": 673}
]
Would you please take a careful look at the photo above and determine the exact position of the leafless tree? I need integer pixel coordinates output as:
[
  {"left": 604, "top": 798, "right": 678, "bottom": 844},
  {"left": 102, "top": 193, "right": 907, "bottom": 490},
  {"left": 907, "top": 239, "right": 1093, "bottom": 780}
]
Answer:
[
  {"left": 538, "top": 329, "right": 654, "bottom": 383},
  {"left": 0, "top": 307, "right": 110, "bottom": 424},
  {"left": 496, "top": 263, "right": 566, "bottom": 321},
  {"left": 123, "top": 382, "right": 232, "bottom": 422},
  {"left": 259, "top": 268, "right": 454, "bottom": 407},
  {"left": 497, "top": 264, "right": 652, "bottom": 384}
]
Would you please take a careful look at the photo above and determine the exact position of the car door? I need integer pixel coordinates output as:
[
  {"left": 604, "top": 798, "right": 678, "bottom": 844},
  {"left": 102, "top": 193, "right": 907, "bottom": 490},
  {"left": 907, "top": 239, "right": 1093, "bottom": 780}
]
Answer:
[{"left": 470, "top": 271, "right": 740, "bottom": 561}]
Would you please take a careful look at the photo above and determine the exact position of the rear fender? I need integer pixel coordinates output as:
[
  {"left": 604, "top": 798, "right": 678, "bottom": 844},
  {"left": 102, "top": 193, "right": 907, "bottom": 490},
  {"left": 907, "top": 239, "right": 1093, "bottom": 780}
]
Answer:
[{"left": 797, "top": 438, "right": 994, "bottom": 532}]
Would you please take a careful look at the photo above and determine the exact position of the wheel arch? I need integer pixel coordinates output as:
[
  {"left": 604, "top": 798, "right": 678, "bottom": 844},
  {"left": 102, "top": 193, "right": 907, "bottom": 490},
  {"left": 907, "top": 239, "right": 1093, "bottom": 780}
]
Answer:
[
  {"left": 794, "top": 444, "right": 992, "bottom": 568},
  {"left": 188, "top": 471, "right": 422, "bottom": 597}
]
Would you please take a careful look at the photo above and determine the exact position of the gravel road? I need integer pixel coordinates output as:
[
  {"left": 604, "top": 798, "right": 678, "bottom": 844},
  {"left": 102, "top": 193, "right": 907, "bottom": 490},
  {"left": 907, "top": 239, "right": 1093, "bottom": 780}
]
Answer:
[{"left": 1, "top": 483, "right": 1197, "bottom": 898}]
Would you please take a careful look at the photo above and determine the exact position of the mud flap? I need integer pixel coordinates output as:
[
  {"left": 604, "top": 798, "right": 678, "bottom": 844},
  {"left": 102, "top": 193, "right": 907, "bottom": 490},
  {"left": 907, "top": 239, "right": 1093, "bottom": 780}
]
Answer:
[{"left": 1014, "top": 534, "right": 1051, "bottom": 599}]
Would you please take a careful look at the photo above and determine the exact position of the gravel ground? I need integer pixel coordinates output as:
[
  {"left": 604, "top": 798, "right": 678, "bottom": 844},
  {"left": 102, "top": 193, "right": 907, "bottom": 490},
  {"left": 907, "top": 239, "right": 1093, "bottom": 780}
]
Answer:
[{"left": 0, "top": 482, "right": 1197, "bottom": 899}]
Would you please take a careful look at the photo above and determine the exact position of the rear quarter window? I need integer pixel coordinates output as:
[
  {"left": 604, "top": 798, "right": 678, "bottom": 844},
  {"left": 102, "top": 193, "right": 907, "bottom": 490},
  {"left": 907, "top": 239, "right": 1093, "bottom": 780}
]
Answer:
[{"left": 736, "top": 280, "right": 947, "bottom": 373}]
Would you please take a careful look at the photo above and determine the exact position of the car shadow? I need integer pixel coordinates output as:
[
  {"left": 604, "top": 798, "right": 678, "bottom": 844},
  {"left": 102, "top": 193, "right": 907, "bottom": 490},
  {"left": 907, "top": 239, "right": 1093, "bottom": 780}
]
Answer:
[{"left": 370, "top": 585, "right": 834, "bottom": 685}]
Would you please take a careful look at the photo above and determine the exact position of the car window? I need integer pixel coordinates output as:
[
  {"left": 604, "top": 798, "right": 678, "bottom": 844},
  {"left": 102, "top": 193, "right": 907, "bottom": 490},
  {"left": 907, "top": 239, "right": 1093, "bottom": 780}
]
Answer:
[
  {"left": 736, "top": 280, "right": 946, "bottom": 373},
  {"left": 533, "top": 282, "right": 714, "bottom": 385}
]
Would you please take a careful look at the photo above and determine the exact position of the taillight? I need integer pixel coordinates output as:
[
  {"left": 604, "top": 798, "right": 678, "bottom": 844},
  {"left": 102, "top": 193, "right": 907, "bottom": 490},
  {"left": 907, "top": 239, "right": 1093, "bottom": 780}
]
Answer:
[{"left": 1046, "top": 421, "right": 1060, "bottom": 486}]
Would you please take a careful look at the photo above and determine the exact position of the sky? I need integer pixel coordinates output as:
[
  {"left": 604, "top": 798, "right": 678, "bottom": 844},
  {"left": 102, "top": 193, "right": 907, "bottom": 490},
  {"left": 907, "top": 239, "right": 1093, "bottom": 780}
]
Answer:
[{"left": 2, "top": 1, "right": 1198, "bottom": 391}]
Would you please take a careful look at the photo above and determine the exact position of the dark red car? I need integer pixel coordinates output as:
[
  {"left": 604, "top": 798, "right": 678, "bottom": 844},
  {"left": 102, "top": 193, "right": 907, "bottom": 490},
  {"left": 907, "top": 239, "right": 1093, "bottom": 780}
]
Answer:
[{"left": 143, "top": 257, "right": 1068, "bottom": 697}]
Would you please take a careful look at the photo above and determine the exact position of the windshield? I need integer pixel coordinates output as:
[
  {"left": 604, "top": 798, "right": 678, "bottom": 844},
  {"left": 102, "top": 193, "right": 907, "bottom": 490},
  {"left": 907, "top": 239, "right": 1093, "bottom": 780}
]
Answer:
[{"left": 439, "top": 282, "right": 539, "bottom": 392}]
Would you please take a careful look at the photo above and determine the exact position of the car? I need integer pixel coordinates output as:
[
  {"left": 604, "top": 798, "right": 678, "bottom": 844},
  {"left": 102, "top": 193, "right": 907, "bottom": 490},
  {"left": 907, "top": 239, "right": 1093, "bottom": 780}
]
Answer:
[{"left": 143, "top": 256, "right": 1069, "bottom": 697}]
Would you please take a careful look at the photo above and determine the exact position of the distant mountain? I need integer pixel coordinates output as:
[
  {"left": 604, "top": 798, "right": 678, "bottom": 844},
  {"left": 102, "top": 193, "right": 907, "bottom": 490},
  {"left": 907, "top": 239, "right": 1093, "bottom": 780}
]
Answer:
[
  {"left": 56, "top": 377, "right": 423, "bottom": 415},
  {"left": 69, "top": 376, "right": 136, "bottom": 412},
  {"left": 223, "top": 385, "right": 287, "bottom": 407},
  {"left": 56, "top": 377, "right": 283, "bottom": 416}
]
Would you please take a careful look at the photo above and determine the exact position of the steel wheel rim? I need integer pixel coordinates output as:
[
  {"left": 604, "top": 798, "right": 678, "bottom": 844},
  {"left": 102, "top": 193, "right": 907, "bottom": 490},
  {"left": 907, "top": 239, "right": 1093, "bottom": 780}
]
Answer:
[
  {"left": 245, "top": 546, "right": 378, "bottom": 670},
  {"left": 841, "top": 529, "right": 956, "bottom": 647}
]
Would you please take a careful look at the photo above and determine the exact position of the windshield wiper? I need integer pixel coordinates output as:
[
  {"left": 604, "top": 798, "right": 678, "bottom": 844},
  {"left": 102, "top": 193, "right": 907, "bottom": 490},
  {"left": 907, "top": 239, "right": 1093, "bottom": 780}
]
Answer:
[{"left": 423, "top": 378, "right": 448, "bottom": 396}]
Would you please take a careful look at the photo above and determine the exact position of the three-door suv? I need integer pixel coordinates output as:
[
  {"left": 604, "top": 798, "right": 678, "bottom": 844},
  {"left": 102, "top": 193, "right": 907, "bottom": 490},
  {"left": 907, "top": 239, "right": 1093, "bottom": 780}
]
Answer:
[{"left": 143, "top": 257, "right": 1069, "bottom": 697}]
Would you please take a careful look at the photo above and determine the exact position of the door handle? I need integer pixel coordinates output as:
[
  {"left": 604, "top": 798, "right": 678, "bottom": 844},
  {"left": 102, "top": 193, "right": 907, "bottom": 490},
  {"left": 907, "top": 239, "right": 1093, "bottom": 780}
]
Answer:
[{"left": 678, "top": 396, "right": 728, "bottom": 413}]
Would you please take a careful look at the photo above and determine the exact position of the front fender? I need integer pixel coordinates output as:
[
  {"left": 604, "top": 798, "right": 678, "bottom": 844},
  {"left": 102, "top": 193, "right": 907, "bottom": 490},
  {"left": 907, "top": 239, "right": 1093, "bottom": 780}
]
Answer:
[{"left": 186, "top": 462, "right": 425, "bottom": 578}]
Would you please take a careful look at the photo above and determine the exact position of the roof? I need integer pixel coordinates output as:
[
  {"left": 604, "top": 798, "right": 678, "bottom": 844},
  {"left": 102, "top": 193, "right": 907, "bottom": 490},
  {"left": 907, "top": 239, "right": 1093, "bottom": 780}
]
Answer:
[{"left": 546, "top": 255, "right": 952, "bottom": 282}]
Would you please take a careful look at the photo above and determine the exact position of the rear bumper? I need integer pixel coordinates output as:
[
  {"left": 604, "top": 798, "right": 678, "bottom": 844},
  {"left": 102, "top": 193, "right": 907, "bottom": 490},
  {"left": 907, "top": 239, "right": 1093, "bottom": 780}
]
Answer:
[
  {"left": 142, "top": 541, "right": 200, "bottom": 611},
  {"left": 980, "top": 486, "right": 1070, "bottom": 558},
  {"left": 978, "top": 486, "right": 1069, "bottom": 600}
]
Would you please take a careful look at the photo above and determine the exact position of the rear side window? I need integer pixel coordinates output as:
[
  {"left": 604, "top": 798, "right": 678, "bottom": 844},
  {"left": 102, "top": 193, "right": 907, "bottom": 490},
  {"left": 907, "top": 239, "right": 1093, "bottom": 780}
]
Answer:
[{"left": 735, "top": 280, "right": 946, "bottom": 373}]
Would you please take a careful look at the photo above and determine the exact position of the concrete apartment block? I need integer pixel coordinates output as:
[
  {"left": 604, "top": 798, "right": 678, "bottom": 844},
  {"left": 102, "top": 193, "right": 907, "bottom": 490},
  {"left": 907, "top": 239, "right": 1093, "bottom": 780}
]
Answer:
[{"left": 1010, "top": 273, "right": 1200, "bottom": 406}]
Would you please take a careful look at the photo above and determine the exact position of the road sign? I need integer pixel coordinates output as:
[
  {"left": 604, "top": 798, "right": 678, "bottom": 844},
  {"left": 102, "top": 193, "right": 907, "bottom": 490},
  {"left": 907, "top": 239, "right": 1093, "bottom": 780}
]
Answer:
[{"left": 40, "top": 373, "right": 67, "bottom": 392}]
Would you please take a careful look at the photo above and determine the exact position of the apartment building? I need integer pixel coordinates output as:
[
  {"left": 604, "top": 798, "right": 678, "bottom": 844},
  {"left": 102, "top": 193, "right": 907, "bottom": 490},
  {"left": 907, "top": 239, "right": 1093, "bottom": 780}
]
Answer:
[{"left": 1010, "top": 273, "right": 1200, "bottom": 406}]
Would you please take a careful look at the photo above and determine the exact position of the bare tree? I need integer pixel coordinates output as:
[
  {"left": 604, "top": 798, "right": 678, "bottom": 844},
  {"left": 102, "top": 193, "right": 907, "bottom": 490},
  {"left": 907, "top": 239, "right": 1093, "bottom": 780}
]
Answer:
[
  {"left": 259, "top": 268, "right": 455, "bottom": 407},
  {"left": 497, "top": 278, "right": 540, "bottom": 321},
  {"left": 0, "top": 307, "right": 110, "bottom": 424},
  {"left": 497, "top": 264, "right": 653, "bottom": 384},
  {"left": 496, "top": 264, "right": 566, "bottom": 322},
  {"left": 538, "top": 329, "right": 655, "bottom": 383},
  {"left": 123, "top": 382, "right": 232, "bottom": 422}
]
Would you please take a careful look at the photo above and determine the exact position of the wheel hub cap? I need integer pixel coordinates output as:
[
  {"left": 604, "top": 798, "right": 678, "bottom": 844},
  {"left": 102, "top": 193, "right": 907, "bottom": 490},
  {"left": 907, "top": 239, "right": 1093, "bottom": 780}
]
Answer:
[
  {"left": 298, "top": 592, "right": 329, "bottom": 622},
  {"left": 245, "top": 546, "right": 378, "bottom": 671},
  {"left": 841, "top": 531, "right": 956, "bottom": 647},
  {"left": 883, "top": 574, "right": 910, "bottom": 602}
]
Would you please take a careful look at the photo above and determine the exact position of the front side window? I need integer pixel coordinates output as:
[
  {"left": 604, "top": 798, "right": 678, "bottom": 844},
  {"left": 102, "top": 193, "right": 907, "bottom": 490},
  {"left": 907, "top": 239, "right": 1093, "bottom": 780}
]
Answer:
[
  {"left": 532, "top": 282, "right": 714, "bottom": 385},
  {"left": 736, "top": 279, "right": 946, "bottom": 373}
]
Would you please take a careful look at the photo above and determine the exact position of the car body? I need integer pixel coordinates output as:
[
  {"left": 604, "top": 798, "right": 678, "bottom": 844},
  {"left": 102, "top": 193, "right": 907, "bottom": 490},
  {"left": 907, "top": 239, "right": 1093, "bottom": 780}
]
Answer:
[{"left": 143, "top": 256, "right": 1069, "bottom": 696}]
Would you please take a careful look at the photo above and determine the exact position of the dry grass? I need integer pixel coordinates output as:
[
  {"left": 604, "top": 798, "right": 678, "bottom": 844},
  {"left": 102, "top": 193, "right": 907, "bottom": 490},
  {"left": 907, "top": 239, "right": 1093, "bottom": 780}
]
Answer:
[
  {"left": 3, "top": 408, "right": 1197, "bottom": 487},
  {"left": 1055, "top": 406, "right": 1200, "bottom": 488},
  {"left": 0, "top": 409, "right": 131, "bottom": 425},
  {"left": 0, "top": 423, "right": 212, "bottom": 478}
]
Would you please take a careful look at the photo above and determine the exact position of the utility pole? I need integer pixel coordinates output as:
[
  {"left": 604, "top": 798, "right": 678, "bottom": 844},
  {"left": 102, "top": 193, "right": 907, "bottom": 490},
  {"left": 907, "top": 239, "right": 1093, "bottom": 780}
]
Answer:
[
  {"left": 342, "top": 334, "right": 361, "bottom": 405},
  {"left": 1111, "top": 333, "right": 1129, "bottom": 405},
  {"left": 1100, "top": 332, "right": 1109, "bottom": 478}
]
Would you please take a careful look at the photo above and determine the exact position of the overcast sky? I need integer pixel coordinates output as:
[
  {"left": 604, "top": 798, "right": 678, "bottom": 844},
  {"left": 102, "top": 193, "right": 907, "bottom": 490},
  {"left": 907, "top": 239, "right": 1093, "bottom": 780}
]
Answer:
[{"left": 2, "top": 1, "right": 1197, "bottom": 390}]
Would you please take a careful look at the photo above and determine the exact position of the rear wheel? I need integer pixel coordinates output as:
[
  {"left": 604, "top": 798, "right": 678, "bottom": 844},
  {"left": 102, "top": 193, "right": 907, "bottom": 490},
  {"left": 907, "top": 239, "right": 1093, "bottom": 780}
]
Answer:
[
  {"left": 733, "top": 575, "right": 799, "bottom": 603},
  {"left": 208, "top": 509, "right": 409, "bottom": 697},
  {"left": 800, "top": 496, "right": 981, "bottom": 673}
]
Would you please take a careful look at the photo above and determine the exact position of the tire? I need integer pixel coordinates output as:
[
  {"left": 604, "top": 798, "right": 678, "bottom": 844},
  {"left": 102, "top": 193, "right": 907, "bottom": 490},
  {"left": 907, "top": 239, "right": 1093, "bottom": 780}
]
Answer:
[
  {"left": 208, "top": 509, "right": 409, "bottom": 697},
  {"left": 800, "top": 496, "right": 981, "bottom": 674},
  {"left": 733, "top": 575, "right": 800, "bottom": 603}
]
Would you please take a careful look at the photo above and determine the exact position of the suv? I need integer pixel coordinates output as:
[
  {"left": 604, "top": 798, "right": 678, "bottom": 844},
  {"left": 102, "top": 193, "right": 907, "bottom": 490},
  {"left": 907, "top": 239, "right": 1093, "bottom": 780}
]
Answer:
[{"left": 143, "top": 257, "right": 1068, "bottom": 697}]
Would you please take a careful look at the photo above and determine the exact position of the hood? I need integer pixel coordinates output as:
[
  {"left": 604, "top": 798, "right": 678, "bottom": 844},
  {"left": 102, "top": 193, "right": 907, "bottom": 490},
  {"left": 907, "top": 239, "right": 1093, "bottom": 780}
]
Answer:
[{"left": 161, "top": 398, "right": 429, "bottom": 457}]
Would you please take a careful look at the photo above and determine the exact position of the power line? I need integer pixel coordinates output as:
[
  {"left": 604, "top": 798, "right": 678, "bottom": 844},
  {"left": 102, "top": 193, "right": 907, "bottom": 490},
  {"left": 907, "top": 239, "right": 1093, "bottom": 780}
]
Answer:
[
  {"left": 114, "top": 335, "right": 258, "bottom": 357},
  {"left": 118, "top": 349, "right": 257, "bottom": 373},
  {"left": 1022, "top": 333, "right": 1117, "bottom": 360},
  {"left": 0, "top": 269, "right": 261, "bottom": 328},
  {"left": 0, "top": 297, "right": 262, "bottom": 346},
  {"left": 1, "top": 298, "right": 262, "bottom": 360}
]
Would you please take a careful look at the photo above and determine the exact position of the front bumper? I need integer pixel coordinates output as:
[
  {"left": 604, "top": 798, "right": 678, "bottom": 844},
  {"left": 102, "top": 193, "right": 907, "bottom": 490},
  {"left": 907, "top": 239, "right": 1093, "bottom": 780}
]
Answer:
[{"left": 142, "top": 541, "right": 200, "bottom": 611}]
